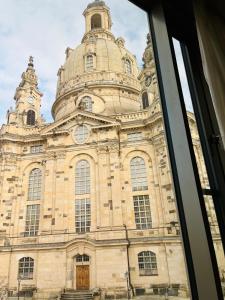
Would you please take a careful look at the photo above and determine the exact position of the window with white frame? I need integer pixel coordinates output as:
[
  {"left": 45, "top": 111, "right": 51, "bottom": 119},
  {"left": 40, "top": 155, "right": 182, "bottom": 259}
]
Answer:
[
  {"left": 133, "top": 195, "right": 152, "bottom": 229},
  {"left": 127, "top": 132, "right": 142, "bottom": 142},
  {"left": 24, "top": 204, "right": 40, "bottom": 237},
  {"left": 124, "top": 58, "right": 132, "bottom": 74},
  {"left": 81, "top": 96, "right": 92, "bottom": 112},
  {"left": 30, "top": 145, "right": 43, "bottom": 153},
  {"left": 75, "top": 125, "right": 89, "bottom": 144},
  {"left": 18, "top": 257, "right": 34, "bottom": 279},
  {"left": 75, "top": 160, "right": 90, "bottom": 195},
  {"left": 76, "top": 254, "right": 90, "bottom": 262},
  {"left": 86, "top": 55, "right": 94, "bottom": 71},
  {"left": 28, "top": 168, "right": 42, "bottom": 200},
  {"left": 138, "top": 251, "right": 158, "bottom": 276},
  {"left": 75, "top": 198, "right": 91, "bottom": 233},
  {"left": 130, "top": 157, "right": 148, "bottom": 191}
]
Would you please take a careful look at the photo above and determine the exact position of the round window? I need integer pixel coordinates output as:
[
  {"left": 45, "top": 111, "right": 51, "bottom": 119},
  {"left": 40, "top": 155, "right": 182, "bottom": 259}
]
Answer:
[{"left": 75, "top": 125, "right": 89, "bottom": 144}]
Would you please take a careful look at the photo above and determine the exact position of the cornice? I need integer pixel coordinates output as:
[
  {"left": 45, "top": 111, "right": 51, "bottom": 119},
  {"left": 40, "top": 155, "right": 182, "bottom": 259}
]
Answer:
[{"left": 0, "top": 235, "right": 182, "bottom": 252}]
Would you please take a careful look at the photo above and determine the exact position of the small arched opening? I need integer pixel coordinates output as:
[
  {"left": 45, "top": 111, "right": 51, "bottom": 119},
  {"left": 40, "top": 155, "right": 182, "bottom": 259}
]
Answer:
[
  {"left": 27, "top": 110, "right": 35, "bottom": 125},
  {"left": 91, "top": 14, "right": 102, "bottom": 29},
  {"left": 142, "top": 92, "right": 149, "bottom": 109}
]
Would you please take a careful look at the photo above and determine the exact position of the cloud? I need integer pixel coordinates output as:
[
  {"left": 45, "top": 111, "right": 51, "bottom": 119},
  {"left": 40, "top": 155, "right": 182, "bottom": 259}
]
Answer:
[{"left": 0, "top": 0, "right": 149, "bottom": 125}]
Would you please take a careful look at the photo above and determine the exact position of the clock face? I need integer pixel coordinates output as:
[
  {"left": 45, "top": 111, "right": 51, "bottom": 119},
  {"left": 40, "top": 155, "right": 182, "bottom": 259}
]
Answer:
[
  {"left": 145, "top": 76, "right": 152, "bottom": 87},
  {"left": 28, "top": 96, "right": 34, "bottom": 104}
]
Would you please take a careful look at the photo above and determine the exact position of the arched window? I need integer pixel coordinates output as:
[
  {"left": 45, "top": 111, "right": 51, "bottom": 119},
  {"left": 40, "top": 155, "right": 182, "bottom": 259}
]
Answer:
[
  {"left": 130, "top": 157, "right": 148, "bottom": 191},
  {"left": 28, "top": 168, "right": 42, "bottom": 200},
  {"left": 124, "top": 58, "right": 132, "bottom": 74},
  {"left": 18, "top": 257, "right": 34, "bottom": 279},
  {"left": 138, "top": 251, "right": 158, "bottom": 276},
  {"left": 75, "top": 160, "right": 90, "bottom": 195},
  {"left": 142, "top": 92, "right": 149, "bottom": 109},
  {"left": 91, "top": 14, "right": 102, "bottom": 29},
  {"left": 81, "top": 96, "right": 92, "bottom": 112},
  {"left": 27, "top": 110, "right": 35, "bottom": 126},
  {"left": 86, "top": 55, "right": 94, "bottom": 71}
]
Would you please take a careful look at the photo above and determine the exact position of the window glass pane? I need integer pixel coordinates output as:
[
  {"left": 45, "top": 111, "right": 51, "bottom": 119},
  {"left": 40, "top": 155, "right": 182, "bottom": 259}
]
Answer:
[
  {"left": 81, "top": 96, "right": 92, "bottom": 112},
  {"left": 133, "top": 195, "right": 152, "bottom": 229},
  {"left": 28, "top": 169, "right": 42, "bottom": 201},
  {"left": 130, "top": 157, "right": 148, "bottom": 191},
  {"left": 124, "top": 59, "right": 132, "bottom": 74},
  {"left": 75, "top": 198, "right": 91, "bottom": 233},
  {"left": 173, "top": 38, "right": 225, "bottom": 292},
  {"left": 18, "top": 257, "right": 34, "bottom": 279},
  {"left": 24, "top": 205, "right": 40, "bottom": 236},
  {"left": 75, "top": 160, "right": 90, "bottom": 195},
  {"left": 75, "top": 125, "right": 89, "bottom": 144},
  {"left": 86, "top": 55, "right": 93, "bottom": 70},
  {"left": 31, "top": 145, "right": 43, "bottom": 153}
]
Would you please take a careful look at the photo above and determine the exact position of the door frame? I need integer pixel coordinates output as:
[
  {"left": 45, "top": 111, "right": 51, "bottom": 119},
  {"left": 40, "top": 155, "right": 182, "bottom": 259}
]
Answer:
[
  {"left": 76, "top": 265, "right": 90, "bottom": 290},
  {"left": 73, "top": 254, "right": 91, "bottom": 290}
]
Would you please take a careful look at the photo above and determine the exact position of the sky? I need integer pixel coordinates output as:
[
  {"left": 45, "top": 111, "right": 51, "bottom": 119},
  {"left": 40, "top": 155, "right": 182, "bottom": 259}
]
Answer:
[{"left": 0, "top": 0, "right": 192, "bottom": 126}]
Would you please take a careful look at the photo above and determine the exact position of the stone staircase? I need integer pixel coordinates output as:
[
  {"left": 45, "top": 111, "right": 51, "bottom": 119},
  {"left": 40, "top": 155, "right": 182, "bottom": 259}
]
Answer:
[{"left": 60, "top": 290, "right": 93, "bottom": 300}]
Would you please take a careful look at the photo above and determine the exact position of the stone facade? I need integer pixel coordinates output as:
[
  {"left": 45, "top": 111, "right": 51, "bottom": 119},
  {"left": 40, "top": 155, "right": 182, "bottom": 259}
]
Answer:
[{"left": 0, "top": 1, "right": 223, "bottom": 299}]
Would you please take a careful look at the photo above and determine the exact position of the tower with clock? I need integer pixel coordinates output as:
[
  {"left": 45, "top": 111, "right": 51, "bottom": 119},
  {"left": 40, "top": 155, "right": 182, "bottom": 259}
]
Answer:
[
  {"left": 7, "top": 56, "right": 43, "bottom": 126},
  {"left": 138, "top": 33, "right": 159, "bottom": 109}
]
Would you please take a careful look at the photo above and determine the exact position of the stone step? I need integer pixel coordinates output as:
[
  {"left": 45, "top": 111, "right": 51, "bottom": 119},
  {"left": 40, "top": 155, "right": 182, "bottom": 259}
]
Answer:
[{"left": 60, "top": 290, "right": 93, "bottom": 300}]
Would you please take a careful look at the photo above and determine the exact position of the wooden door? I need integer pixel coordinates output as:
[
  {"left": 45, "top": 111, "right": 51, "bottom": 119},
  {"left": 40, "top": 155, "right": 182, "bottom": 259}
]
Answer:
[{"left": 76, "top": 265, "right": 90, "bottom": 290}]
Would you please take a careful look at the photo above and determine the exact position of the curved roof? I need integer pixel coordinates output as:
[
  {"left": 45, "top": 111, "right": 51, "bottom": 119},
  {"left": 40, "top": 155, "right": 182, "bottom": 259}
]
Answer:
[{"left": 87, "top": 0, "right": 106, "bottom": 9}]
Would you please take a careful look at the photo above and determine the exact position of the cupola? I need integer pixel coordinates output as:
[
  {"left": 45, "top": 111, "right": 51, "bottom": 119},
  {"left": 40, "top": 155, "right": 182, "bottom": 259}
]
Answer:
[{"left": 83, "top": 0, "right": 112, "bottom": 33}]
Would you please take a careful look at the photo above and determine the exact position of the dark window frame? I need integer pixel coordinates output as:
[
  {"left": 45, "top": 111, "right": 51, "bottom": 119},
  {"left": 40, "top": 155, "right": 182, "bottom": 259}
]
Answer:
[{"left": 27, "top": 110, "right": 35, "bottom": 126}]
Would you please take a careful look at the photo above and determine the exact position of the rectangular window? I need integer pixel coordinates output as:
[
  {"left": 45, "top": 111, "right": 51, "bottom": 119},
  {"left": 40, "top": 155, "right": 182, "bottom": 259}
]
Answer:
[
  {"left": 24, "top": 204, "right": 40, "bottom": 237},
  {"left": 75, "top": 199, "right": 91, "bottom": 233},
  {"left": 127, "top": 132, "right": 142, "bottom": 142},
  {"left": 133, "top": 195, "right": 152, "bottom": 229},
  {"left": 30, "top": 145, "right": 43, "bottom": 153}
]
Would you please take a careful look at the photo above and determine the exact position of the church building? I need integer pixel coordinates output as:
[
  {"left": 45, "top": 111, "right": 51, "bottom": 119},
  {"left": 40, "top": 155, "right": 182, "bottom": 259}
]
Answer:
[{"left": 1, "top": 1, "right": 220, "bottom": 299}]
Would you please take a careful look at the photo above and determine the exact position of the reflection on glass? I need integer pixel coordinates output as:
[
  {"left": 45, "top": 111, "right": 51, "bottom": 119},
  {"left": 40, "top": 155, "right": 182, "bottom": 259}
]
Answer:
[{"left": 173, "top": 38, "right": 225, "bottom": 295}]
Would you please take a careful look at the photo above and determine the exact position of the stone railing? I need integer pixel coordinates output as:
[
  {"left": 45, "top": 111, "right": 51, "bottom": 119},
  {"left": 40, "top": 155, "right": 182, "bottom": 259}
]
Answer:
[{"left": 56, "top": 71, "right": 141, "bottom": 98}]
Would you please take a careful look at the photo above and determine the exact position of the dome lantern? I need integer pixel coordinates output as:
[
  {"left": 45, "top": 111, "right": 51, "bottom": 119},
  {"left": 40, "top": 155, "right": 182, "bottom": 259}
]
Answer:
[{"left": 83, "top": 0, "right": 112, "bottom": 34}]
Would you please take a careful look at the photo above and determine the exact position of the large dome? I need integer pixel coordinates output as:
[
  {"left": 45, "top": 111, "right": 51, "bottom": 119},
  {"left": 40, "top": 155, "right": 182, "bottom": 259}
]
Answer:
[{"left": 52, "top": 1, "right": 141, "bottom": 121}]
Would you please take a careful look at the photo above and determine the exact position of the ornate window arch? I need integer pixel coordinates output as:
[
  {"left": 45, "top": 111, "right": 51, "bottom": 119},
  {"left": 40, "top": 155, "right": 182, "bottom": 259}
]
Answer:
[
  {"left": 75, "top": 160, "right": 90, "bottom": 195},
  {"left": 81, "top": 96, "right": 92, "bottom": 112},
  {"left": 142, "top": 91, "right": 149, "bottom": 109},
  {"left": 28, "top": 168, "right": 42, "bottom": 201},
  {"left": 18, "top": 257, "right": 34, "bottom": 279},
  {"left": 138, "top": 251, "right": 158, "bottom": 276},
  {"left": 130, "top": 156, "right": 148, "bottom": 191},
  {"left": 91, "top": 14, "right": 102, "bottom": 29},
  {"left": 27, "top": 110, "right": 35, "bottom": 126},
  {"left": 124, "top": 58, "right": 132, "bottom": 74}
]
